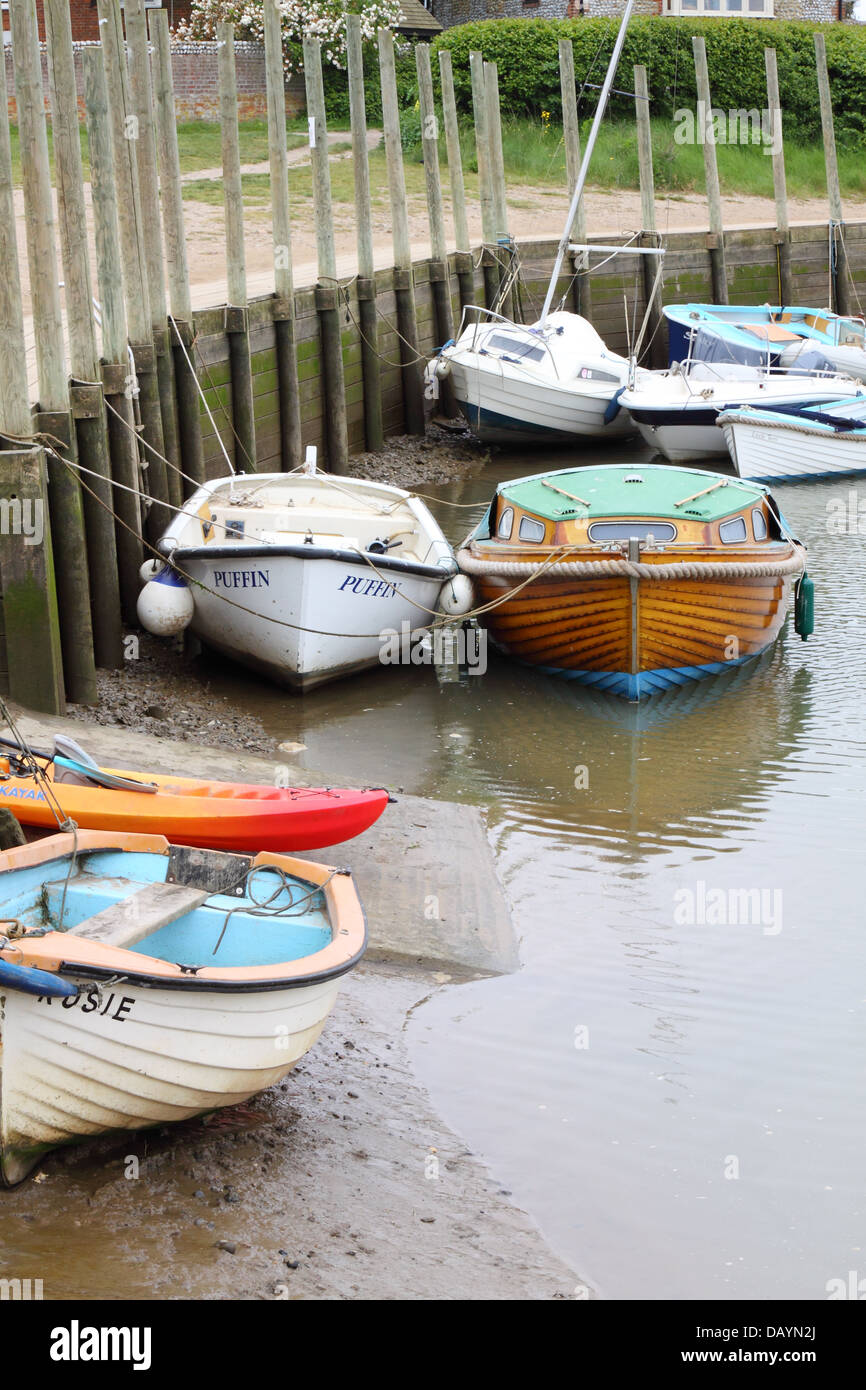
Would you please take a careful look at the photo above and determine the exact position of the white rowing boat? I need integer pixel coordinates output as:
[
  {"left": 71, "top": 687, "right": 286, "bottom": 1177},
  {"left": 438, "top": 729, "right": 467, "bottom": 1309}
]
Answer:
[
  {"left": 139, "top": 465, "right": 470, "bottom": 691},
  {"left": 0, "top": 831, "right": 366, "bottom": 1184}
]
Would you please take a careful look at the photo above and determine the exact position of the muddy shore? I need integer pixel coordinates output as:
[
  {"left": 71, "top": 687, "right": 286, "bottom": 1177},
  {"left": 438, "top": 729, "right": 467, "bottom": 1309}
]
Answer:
[{"left": 3, "top": 962, "right": 579, "bottom": 1300}]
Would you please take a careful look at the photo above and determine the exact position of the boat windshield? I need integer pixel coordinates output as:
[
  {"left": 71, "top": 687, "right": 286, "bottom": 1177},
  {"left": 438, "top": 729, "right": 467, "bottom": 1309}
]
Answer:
[
  {"left": 588, "top": 521, "right": 677, "bottom": 543},
  {"left": 486, "top": 333, "right": 546, "bottom": 363}
]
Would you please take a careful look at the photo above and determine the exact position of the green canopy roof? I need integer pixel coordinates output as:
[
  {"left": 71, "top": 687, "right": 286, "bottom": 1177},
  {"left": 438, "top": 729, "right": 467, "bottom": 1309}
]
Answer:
[{"left": 498, "top": 464, "right": 766, "bottom": 523}]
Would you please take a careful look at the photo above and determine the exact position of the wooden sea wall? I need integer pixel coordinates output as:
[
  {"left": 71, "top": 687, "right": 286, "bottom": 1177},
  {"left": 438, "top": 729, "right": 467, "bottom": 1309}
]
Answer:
[{"left": 189, "top": 221, "right": 866, "bottom": 474}]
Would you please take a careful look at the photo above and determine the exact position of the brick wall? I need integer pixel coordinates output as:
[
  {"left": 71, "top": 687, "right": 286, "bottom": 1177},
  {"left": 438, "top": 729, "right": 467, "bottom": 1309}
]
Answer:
[{"left": 4, "top": 39, "right": 305, "bottom": 123}]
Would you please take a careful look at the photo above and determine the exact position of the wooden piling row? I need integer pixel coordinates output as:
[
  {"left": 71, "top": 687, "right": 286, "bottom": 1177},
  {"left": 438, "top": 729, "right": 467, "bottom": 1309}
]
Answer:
[
  {"left": 10, "top": 0, "right": 96, "bottom": 707},
  {"left": 814, "top": 32, "right": 850, "bottom": 317},
  {"left": 438, "top": 50, "right": 474, "bottom": 315}
]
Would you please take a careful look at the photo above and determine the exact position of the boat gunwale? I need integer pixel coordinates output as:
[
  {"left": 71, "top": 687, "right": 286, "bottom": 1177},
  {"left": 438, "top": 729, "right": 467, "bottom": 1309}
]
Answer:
[
  {"left": 171, "top": 541, "right": 457, "bottom": 580},
  {"left": 0, "top": 832, "right": 367, "bottom": 992}
]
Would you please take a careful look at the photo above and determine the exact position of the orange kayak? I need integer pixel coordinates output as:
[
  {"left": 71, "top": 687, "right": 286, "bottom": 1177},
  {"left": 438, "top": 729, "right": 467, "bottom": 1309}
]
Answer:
[{"left": 0, "top": 759, "right": 389, "bottom": 853}]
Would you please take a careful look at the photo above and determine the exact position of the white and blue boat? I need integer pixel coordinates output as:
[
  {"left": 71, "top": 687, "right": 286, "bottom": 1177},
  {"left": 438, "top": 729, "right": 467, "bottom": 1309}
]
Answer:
[
  {"left": 719, "top": 394, "right": 866, "bottom": 483},
  {"left": 665, "top": 303, "right": 866, "bottom": 379}
]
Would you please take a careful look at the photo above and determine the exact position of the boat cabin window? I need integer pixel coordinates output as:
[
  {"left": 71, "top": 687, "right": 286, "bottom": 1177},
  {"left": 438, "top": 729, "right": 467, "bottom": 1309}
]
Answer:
[
  {"left": 497, "top": 506, "right": 514, "bottom": 540},
  {"left": 587, "top": 521, "right": 677, "bottom": 543},
  {"left": 518, "top": 516, "right": 546, "bottom": 543},
  {"left": 751, "top": 508, "right": 768, "bottom": 541},
  {"left": 487, "top": 334, "right": 545, "bottom": 363},
  {"left": 719, "top": 516, "right": 748, "bottom": 544}
]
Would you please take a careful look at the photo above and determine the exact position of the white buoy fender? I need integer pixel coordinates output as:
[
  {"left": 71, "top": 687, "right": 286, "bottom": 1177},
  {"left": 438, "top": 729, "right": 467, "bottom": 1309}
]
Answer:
[
  {"left": 139, "top": 558, "right": 163, "bottom": 584},
  {"left": 435, "top": 357, "right": 452, "bottom": 380},
  {"left": 137, "top": 567, "right": 195, "bottom": 636},
  {"left": 438, "top": 572, "right": 474, "bottom": 616}
]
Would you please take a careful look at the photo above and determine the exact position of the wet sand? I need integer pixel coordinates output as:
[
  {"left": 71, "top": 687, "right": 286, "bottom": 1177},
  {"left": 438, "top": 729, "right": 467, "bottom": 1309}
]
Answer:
[{"left": 2, "top": 961, "right": 579, "bottom": 1300}]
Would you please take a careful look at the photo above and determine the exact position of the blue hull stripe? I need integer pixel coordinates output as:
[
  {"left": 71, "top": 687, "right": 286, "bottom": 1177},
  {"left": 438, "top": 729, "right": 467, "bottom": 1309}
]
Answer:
[{"left": 533, "top": 652, "right": 759, "bottom": 701}]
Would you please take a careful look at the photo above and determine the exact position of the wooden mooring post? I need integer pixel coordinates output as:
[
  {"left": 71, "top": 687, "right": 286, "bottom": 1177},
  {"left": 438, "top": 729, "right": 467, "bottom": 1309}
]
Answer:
[
  {"left": 416, "top": 43, "right": 457, "bottom": 417},
  {"left": 97, "top": 0, "right": 169, "bottom": 543},
  {"left": 633, "top": 64, "right": 665, "bottom": 368},
  {"left": 44, "top": 0, "right": 123, "bottom": 671},
  {"left": 346, "top": 14, "right": 384, "bottom": 453},
  {"left": 9, "top": 0, "right": 96, "bottom": 706},
  {"left": 82, "top": 47, "right": 145, "bottom": 623},
  {"left": 485, "top": 61, "right": 514, "bottom": 322},
  {"left": 304, "top": 37, "right": 349, "bottom": 472},
  {"left": 218, "top": 22, "right": 258, "bottom": 473},
  {"left": 814, "top": 32, "right": 850, "bottom": 318},
  {"left": 438, "top": 49, "right": 474, "bottom": 315},
  {"left": 150, "top": 10, "right": 205, "bottom": 493},
  {"left": 559, "top": 39, "right": 591, "bottom": 324},
  {"left": 126, "top": 0, "right": 182, "bottom": 511},
  {"left": 0, "top": 41, "right": 64, "bottom": 712},
  {"left": 470, "top": 50, "right": 498, "bottom": 312},
  {"left": 263, "top": 0, "right": 303, "bottom": 470},
  {"left": 764, "top": 48, "right": 792, "bottom": 308},
  {"left": 692, "top": 36, "right": 728, "bottom": 306},
  {"left": 379, "top": 27, "right": 425, "bottom": 438}
]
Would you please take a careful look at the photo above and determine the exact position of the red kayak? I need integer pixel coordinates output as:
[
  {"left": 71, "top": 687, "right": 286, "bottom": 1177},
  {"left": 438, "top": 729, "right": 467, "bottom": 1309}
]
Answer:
[{"left": 0, "top": 748, "right": 390, "bottom": 853}]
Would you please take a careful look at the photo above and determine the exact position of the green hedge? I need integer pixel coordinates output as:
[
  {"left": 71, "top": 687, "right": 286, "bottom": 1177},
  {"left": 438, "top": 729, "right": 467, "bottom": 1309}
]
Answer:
[{"left": 430, "top": 17, "right": 866, "bottom": 146}]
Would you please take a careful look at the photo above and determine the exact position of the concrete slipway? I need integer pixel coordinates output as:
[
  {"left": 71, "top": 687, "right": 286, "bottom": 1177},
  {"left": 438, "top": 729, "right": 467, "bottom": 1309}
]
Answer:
[{"left": 0, "top": 707, "right": 582, "bottom": 1301}]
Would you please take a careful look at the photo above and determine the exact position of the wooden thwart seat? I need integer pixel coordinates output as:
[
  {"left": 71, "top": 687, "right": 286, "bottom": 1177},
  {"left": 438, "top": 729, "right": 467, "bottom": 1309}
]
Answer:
[{"left": 68, "top": 881, "right": 210, "bottom": 949}]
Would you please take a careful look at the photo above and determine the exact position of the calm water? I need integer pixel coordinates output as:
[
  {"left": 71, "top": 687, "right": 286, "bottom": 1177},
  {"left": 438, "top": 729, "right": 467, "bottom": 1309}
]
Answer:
[{"left": 196, "top": 444, "right": 866, "bottom": 1300}]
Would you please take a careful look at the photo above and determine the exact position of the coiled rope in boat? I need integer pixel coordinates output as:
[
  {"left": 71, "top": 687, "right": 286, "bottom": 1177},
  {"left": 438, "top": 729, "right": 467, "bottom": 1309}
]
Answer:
[{"left": 456, "top": 547, "right": 806, "bottom": 583}]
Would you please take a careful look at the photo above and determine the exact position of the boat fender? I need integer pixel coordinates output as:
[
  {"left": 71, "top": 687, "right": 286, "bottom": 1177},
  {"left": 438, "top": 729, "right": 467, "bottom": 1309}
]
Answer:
[
  {"left": 794, "top": 572, "right": 815, "bottom": 641},
  {"left": 137, "top": 566, "right": 195, "bottom": 637},
  {"left": 435, "top": 357, "right": 452, "bottom": 380},
  {"left": 604, "top": 387, "right": 626, "bottom": 425},
  {"left": 439, "top": 572, "right": 474, "bottom": 616},
  {"left": 139, "top": 558, "right": 163, "bottom": 583},
  {"left": 0, "top": 958, "right": 78, "bottom": 999}
]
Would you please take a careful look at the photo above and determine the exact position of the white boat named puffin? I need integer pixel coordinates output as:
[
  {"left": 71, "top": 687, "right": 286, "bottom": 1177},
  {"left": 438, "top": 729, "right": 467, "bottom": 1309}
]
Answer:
[
  {"left": 619, "top": 360, "right": 860, "bottom": 462},
  {"left": 139, "top": 463, "right": 471, "bottom": 691},
  {"left": 0, "top": 830, "right": 366, "bottom": 1185}
]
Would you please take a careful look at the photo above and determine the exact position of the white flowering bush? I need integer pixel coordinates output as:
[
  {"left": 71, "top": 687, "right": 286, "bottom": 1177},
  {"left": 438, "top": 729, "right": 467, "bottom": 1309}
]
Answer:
[{"left": 173, "top": 0, "right": 405, "bottom": 74}]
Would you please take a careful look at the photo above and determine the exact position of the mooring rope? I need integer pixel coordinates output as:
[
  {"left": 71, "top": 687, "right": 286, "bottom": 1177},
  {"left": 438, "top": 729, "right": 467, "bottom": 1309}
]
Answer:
[{"left": 457, "top": 546, "right": 806, "bottom": 582}]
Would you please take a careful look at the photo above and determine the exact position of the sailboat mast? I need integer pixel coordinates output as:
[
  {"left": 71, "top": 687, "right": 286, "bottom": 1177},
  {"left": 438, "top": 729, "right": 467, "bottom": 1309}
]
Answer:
[{"left": 539, "top": 0, "right": 636, "bottom": 326}]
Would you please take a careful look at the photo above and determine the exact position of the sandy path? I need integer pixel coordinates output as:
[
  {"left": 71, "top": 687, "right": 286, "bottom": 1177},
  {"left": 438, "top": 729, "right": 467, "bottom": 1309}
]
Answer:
[{"left": 13, "top": 141, "right": 864, "bottom": 385}]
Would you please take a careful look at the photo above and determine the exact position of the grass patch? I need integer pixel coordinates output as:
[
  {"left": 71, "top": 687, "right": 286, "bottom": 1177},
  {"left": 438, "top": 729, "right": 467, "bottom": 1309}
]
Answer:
[{"left": 405, "top": 116, "right": 866, "bottom": 202}]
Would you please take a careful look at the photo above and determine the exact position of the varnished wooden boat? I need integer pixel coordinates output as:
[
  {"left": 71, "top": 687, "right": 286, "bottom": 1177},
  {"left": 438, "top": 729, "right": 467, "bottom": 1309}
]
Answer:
[{"left": 458, "top": 464, "right": 810, "bottom": 700}]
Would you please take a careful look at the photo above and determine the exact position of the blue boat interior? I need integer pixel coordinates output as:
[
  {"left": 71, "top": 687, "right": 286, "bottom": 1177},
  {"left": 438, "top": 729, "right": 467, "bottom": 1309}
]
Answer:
[{"left": 0, "top": 849, "right": 331, "bottom": 969}]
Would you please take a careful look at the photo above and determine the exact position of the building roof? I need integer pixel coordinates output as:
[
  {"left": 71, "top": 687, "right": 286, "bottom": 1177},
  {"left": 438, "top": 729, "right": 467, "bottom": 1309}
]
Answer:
[{"left": 397, "top": 0, "right": 443, "bottom": 35}]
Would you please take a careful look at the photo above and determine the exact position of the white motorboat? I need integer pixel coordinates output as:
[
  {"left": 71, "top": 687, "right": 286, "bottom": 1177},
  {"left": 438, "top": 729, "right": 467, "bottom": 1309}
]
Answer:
[
  {"left": 619, "top": 360, "right": 861, "bottom": 462},
  {"left": 432, "top": 309, "right": 650, "bottom": 444},
  {"left": 140, "top": 466, "right": 470, "bottom": 692},
  {"left": 719, "top": 394, "right": 866, "bottom": 482}
]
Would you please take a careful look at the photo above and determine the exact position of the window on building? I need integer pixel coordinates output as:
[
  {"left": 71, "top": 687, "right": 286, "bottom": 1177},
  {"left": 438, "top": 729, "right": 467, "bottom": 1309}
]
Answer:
[{"left": 664, "top": 0, "right": 773, "bottom": 13}]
